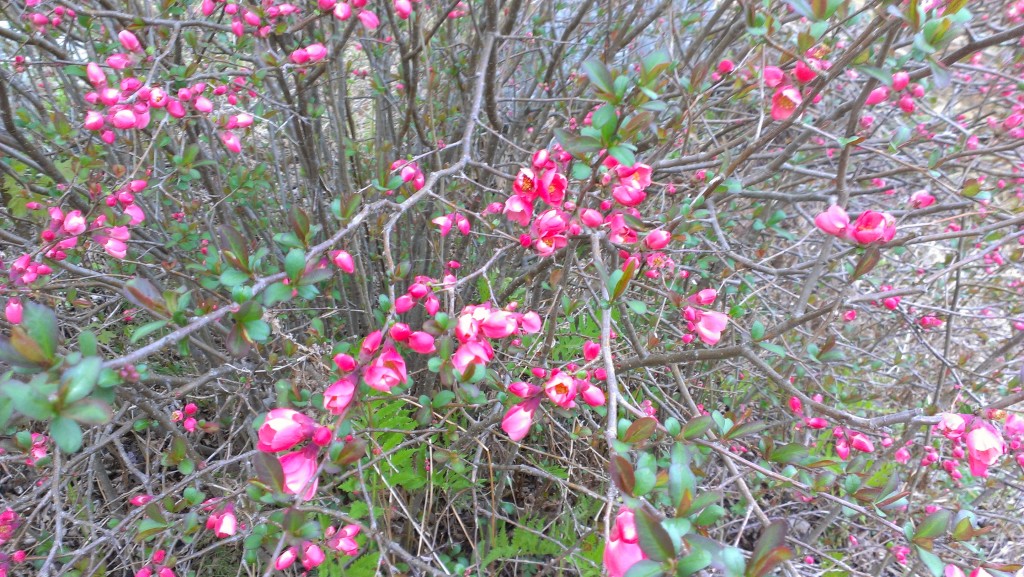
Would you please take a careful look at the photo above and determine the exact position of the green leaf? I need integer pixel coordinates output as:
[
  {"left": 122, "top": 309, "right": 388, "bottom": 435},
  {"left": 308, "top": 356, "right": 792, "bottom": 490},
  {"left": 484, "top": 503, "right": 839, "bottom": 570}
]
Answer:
[
  {"left": 592, "top": 104, "right": 618, "bottom": 143},
  {"left": 20, "top": 302, "right": 59, "bottom": 364},
  {"left": 583, "top": 59, "right": 615, "bottom": 95},
  {"left": 962, "top": 178, "right": 980, "bottom": 198},
  {"left": 746, "top": 521, "right": 793, "bottom": 577},
  {"left": 857, "top": 66, "right": 894, "bottom": 87},
  {"left": 263, "top": 282, "right": 294, "bottom": 306},
  {"left": 607, "top": 144, "right": 636, "bottom": 167},
  {"left": 254, "top": 451, "right": 285, "bottom": 492},
  {"left": 750, "top": 321, "right": 765, "bottom": 341},
  {"left": 131, "top": 320, "right": 168, "bottom": 344},
  {"left": 915, "top": 546, "right": 945, "bottom": 577},
  {"left": 285, "top": 249, "right": 306, "bottom": 283},
  {"left": 431, "top": 390, "right": 455, "bottom": 408},
  {"left": 634, "top": 507, "right": 676, "bottom": 562},
  {"left": 610, "top": 455, "right": 636, "bottom": 497},
  {"left": 124, "top": 277, "right": 168, "bottom": 315},
  {"left": 623, "top": 560, "right": 666, "bottom": 577},
  {"left": 758, "top": 342, "right": 787, "bottom": 357},
  {"left": 50, "top": 416, "right": 83, "bottom": 453},
  {"left": 63, "top": 356, "right": 101, "bottom": 403},
  {"left": 62, "top": 399, "right": 112, "bottom": 425},
  {"left": 220, "top": 268, "right": 250, "bottom": 287},
  {"left": 914, "top": 509, "right": 950, "bottom": 541},
  {"left": 134, "top": 518, "right": 168, "bottom": 542},
  {"left": 681, "top": 415, "right": 713, "bottom": 440},
  {"left": 3, "top": 381, "right": 56, "bottom": 420},
  {"left": 244, "top": 320, "right": 271, "bottom": 343},
  {"left": 624, "top": 417, "right": 658, "bottom": 443},
  {"left": 724, "top": 421, "right": 770, "bottom": 440},
  {"left": 554, "top": 128, "right": 603, "bottom": 156},
  {"left": 678, "top": 544, "right": 713, "bottom": 576}
]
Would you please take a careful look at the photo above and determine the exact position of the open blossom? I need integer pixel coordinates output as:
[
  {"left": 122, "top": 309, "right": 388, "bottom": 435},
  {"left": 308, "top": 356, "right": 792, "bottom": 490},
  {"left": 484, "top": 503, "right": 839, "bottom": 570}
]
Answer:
[
  {"left": 503, "top": 194, "right": 533, "bottom": 226},
  {"left": 279, "top": 445, "right": 319, "bottom": 500},
  {"left": 910, "top": 190, "right": 936, "bottom": 208},
  {"left": 327, "top": 524, "right": 361, "bottom": 555},
  {"left": 258, "top": 408, "right": 315, "bottom": 452},
  {"left": 502, "top": 397, "right": 541, "bottom": 441},
  {"left": 771, "top": 85, "right": 802, "bottom": 121},
  {"left": 965, "top": 421, "right": 1005, "bottom": 477},
  {"left": 364, "top": 346, "right": 408, "bottom": 392},
  {"left": 544, "top": 372, "right": 577, "bottom": 409},
  {"left": 814, "top": 205, "right": 895, "bottom": 244},
  {"left": 693, "top": 309, "right": 729, "bottom": 345},
  {"left": 324, "top": 375, "right": 358, "bottom": 417},
  {"left": 604, "top": 507, "right": 647, "bottom": 577},
  {"left": 205, "top": 503, "right": 237, "bottom": 538}
]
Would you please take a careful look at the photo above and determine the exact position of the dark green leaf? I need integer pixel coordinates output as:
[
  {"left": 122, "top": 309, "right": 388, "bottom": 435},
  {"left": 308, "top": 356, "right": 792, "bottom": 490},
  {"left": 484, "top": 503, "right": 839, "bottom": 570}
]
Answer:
[
  {"left": 50, "top": 416, "right": 83, "bottom": 453},
  {"left": 624, "top": 417, "right": 658, "bottom": 443},
  {"left": 634, "top": 507, "right": 676, "bottom": 562},
  {"left": 914, "top": 509, "right": 950, "bottom": 541},
  {"left": 583, "top": 59, "right": 615, "bottom": 95},
  {"left": 623, "top": 560, "right": 665, "bottom": 577},
  {"left": 681, "top": 415, "right": 713, "bottom": 440},
  {"left": 62, "top": 399, "right": 112, "bottom": 425}
]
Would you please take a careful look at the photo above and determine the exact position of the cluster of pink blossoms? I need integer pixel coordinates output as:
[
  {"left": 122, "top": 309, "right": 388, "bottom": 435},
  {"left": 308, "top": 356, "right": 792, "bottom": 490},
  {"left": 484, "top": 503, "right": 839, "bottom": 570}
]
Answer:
[
  {"left": 203, "top": 501, "right": 237, "bottom": 538},
  {"left": 81, "top": 29, "right": 254, "bottom": 151},
  {"left": 501, "top": 148, "right": 662, "bottom": 258},
  {"left": 273, "top": 523, "right": 360, "bottom": 572},
  {"left": 934, "top": 412, "right": 1024, "bottom": 478},
  {"left": 451, "top": 302, "right": 541, "bottom": 377},
  {"left": 759, "top": 47, "right": 833, "bottom": 121},
  {"left": 814, "top": 205, "right": 897, "bottom": 245},
  {"left": 256, "top": 408, "right": 332, "bottom": 499},
  {"left": 681, "top": 289, "right": 729, "bottom": 345},
  {"left": 501, "top": 365, "right": 607, "bottom": 441},
  {"left": 133, "top": 549, "right": 176, "bottom": 577}
]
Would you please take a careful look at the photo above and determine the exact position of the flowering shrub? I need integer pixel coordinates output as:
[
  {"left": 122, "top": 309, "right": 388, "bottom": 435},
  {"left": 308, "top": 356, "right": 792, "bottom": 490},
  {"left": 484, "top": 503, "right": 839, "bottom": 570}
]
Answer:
[{"left": 2, "top": 0, "right": 1024, "bottom": 576}]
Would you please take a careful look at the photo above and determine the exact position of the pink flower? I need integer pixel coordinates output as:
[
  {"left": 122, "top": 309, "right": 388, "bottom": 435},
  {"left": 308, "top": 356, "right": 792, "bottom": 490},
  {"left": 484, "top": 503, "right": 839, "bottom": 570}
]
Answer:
[
  {"left": 5, "top": 298, "right": 23, "bottom": 325},
  {"left": 364, "top": 346, "right": 408, "bottom": 392},
  {"left": 849, "top": 432, "right": 875, "bottom": 453},
  {"left": 583, "top": 340, "right": 600, "bottom": 361},
  {"left": 611, "top": 183, "right": 646, "bottom": 207},
  {"left": 695, "top": 310, "right": 729, "bottom": 345},
  {"left": 221, "top": 131, "right": 241, "bottom": 153},
  {"left": 451, "top": 341, "right": 493, "bottom": 374},
  {"left": 124, "top": 204, "right": 146, "bottom": 225},
  {"left": 327, "top": 524, "right": 361, "bottom": 555},
  {"left": 771, "top": 85, "right": 802, "bottom": 121},
  {"left": 257, "top": 408, "right": 315, "bottom": 452},
  {"left": 324, "top": 375, "right": 358, "bottom": 417},
  {"left": 644, "top": 229, "right": 671, "bottom": 250},
  {"left": 193, "top": 96, "right": 213, "bottom": 113},
  {"left": 580, "top": 383, "right": 606, "bottom": 406},
  {"left": 544, "top": 372, "right": 577, "bottom": 409},
  {"left": 945, "top": 566, "right": 965, "bottom": 577},
  {"left": 513, "top": 168, "right": 538, "bottom": 201},
  {"left": 87, "top": 62, "right": 106, "bottom": 86},
  {"left": 407, "top": 331, "right": 436, "bottom": 354},
  {"left": 206, "top": 503, "right": 237, "bottom": 538},
  {"left": 130, "top": 495, "right": 153, "bottom": 507},
  {"left": 503, "top": 195, "right": 533, "bottom": 227},
  {"left": 814, "top": 205, "right": 850, "bottom": 236},
  {"left": 106, "top": 53, "right": 132, "bottom": 69},
  {"left": 762, "top": 66, "right": 784, "bottom": 87},
  {"left": 333, "top": 2, "right": 352, "bottom": 19},
  {"left": 845, "top": 210, "right": 896, "bottom": 244},
  {"left": 910, "top": 190, "right": 935, "bottom": 208},
  {"left": 508, "top": 381, "right": 541, "bottom": 398},
  {"left": 279, "top": 445, "right": 319, "bottom": 500},
  {"left": 275, "top": 547, "right": 298, "bottom": 570},
  {"left": 112, "top": 109, "right": 137, "bottom": 129},
  {"left": 892, "top": 71, "right": 910, "bottom": 91},
  {"left": 538, "top": 169, "right": 567, "bottom": 206},
  {"left": 965, "top": 422, "right": 1005, "bottom": 477},
  {"left": 865, "top": 86, "right": 889, "bottom": 105},
  {"left": 301, "top": 542, "right": 325, "bottom": 570},
  {"left": 502, "top": 397, "right": 540, "bottom": 441},
  {"left": 305, "top": 43, "right": 328, "bottom": 62},
  {"left": 331, "top": 250, "right": 355, "bottom": 273},
  {"left": 481, "top": 311, "right": 517, "bottom": 339},
  {"left": 794, "top": 60, "right": 816, "bottom": 83},
  {"left": 937, "top": 414, "right": 962, "bottom": 440},
  {"left": 84, "top": 110, "right": 105, "bottom": 131},
  {"left": 394, "top": 0, "right": 413, "bottom": 19},
  {"left": 290, "top": 48, "right": 310, "bottom": 64},
  {"left": 357, "top": 9, "right": 379, "bottom": 29},
  {"left": 894, "top": 446, "right": 911, "bottom": 463},
  {"left": 688, "top": 288, "right": 717, "bottom": 306},
  {"left": 604, "top": 507, "right": 647, "bottom": 577},
  {"left": 788, "top": 396, "right": 803, "bottom": 414},
  {"left": 118, "top": 30, "right": 142, "bottom": 52}
]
